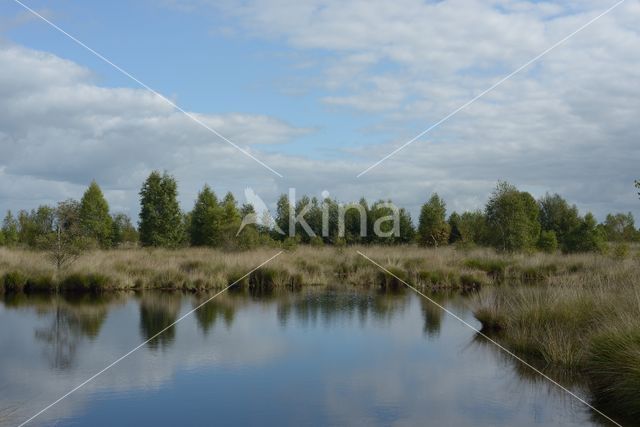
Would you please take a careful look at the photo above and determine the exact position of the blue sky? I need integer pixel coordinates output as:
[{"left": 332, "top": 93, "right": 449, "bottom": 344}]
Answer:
[
  {"left": 0, "top": 0, "right": 639, "bottom": 220},
  {"left": 1, "top": 0, "right": 389, "bottom": 158}
]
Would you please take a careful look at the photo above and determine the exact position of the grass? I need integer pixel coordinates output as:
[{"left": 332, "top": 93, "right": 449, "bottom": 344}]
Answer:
[{"left": 471, "top": 252, "right": 640, "bottom": 422}]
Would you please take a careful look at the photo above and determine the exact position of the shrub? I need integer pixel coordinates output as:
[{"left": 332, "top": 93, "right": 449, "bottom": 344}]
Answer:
[
  {"left": 377, "top": 266, "right": 407, "bottom": 291},
  {"left": 588, "top": 327, "right": 640, "bottom": 419},
  {"left": 464, "top": 259, "right": 509, "bottom": 281},
  {"left": 309, "top": 236, "right": 324, "bottom": 247},
  {"left": 537, "top": 230, "right": 558, "bottom": 253},
  {"left": 25, "top": 274, "right": 56, "bottom": 293},
  {"left": 282, "top": 237, "right": 298, "bottom": 251},
  {"left": 612, "top": 242, "right": 630, "bottom": 260},
  {"left": 460, "top": 273, "right": 486, "bottom": 289},
  {"left": 2, "top": 271, "right": 27, "bottom": 293}
]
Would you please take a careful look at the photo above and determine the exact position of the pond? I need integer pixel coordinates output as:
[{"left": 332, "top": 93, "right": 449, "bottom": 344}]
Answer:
[{"left": 0, "top": 288, "right": 616, "bottom": 426}]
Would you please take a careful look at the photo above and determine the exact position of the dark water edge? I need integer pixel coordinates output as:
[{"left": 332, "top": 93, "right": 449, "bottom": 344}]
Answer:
[{"left": 0, "top": 287, "right": 625, "bottom": 427}]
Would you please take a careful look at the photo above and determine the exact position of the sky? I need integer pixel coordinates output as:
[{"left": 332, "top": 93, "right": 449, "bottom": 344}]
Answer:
[{"left": 0, "top": 0, "right": 639, "bottom": 222}]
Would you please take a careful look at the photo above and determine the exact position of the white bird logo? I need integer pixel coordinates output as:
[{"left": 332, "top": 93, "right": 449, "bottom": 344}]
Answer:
[{"left": 236, "top": 187, "right": 285, "bottom": 236}]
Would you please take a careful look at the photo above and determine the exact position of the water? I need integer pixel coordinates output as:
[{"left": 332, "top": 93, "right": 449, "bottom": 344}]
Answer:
[{"left": 0, "top": 288, "right": 613, "bottom": 426}]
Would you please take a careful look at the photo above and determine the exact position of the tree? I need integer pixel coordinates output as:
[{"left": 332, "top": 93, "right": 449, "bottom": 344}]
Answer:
[
  {"left": 18, "top": 206, "right": 55, "bottom": 247},
  {"left": 448, "top": 212, "right": 462, "bottom": 244},
  {"left": 111, "top": 213, "right": 138, "bottom": 247},
  {"left": 457, "top": 210, "right": 487, "bottom": 245},
  {"left": 79, "top": 181, "right": 112, "bottom": 247},
  {"left": 418, "top": 193, "right": 450, "bottom": 247},
  {"left": 485, "top": 182, "right": 540, "bottom": 252},
  {"left": 274, "top": 194, "right": 291, "bottom": 241},
  {"left": 220, "top": 192, "right": 242, "bottom": 248},
  {"left": 1, "top": 210, "right": 19, "bottom": 246},
  {"left": 537, "top": 230, "right": 558, "bottom": 253},
  {"left": 602, "top": 212, "right": 636, "bottom": 242},
  {"left": 564, "top": 213, "right": 606, "bottom": 253},
  {"left": 138, "top": 171, "right": 183, "bottom": 247},
  {"left": 39, "top": 200, "right": 90, "bottom": 270},
  {"left": 397, "top": 208, "right": 415, "bottom": 244},
  {"left": 189, "top": 184, "right": 221, "bottom": 247},
  {"left": 538, "top": 193, "right": 581, "bottom": 251}
]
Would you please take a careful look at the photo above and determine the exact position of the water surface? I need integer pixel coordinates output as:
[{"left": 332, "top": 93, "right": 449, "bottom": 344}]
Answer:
[{"left": 0, "top": 288, "right": 613, "bottom": 426}]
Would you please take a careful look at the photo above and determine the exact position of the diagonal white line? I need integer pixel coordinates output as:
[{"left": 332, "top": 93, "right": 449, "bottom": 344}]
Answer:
[
  {"left": 357, "top": 0, "right": 626, "bottom": 177},
  {"left": 16, "top": 251, "right": 284, "bottom": 427},
  {"left": 11, "top": 0, "right": 284, "bottom": 178},
  {"left": 356, "top": 250, "right": 623, "bottom": 427}
]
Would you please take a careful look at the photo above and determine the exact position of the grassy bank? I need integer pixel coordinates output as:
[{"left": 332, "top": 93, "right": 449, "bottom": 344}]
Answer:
[
  {"left": 472, "top": 253, "right": 640, "bottom": 422},
  {"left": 0, "top": 245, "right": 606, "bottom": 294},
  {"left": 2, "top": 245, "right": 633, "bottom": 295}
]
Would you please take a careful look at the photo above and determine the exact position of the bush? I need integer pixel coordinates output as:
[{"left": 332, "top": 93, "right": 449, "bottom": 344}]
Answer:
[
  {"left": 588, "top": 328, "right": 640, "bottom": 419},
  {"left": 612, "top": 242, "right": 630, "bottom": 260},
  {"left": 282, "top": 237, "right": 298, "bottom": 251},
  {"left": 464, "top": 259, "right": 509, "bottom": 281},
  {"left": 309, "top": 236, "right": 323, "bottom": 247},
  {"left": 2, "top": 271, "right": 27, "bottom": 293},
  {"left": 377, "top": 266, "right": 407, "bottom": 291},
  {"left": 460, "top": 273, "right": 486, "bottom": 289},
  {"left": 25, "top": 274, "right": 56, "bottom": 293},
  {"left": 537, "top": 230, "right": 558, "bottom": 253}
]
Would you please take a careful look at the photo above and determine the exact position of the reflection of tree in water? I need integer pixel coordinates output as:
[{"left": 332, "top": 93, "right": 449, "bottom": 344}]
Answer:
[
  {"left": 139, "top": 293, "right": 181, "bottom": 350},
  {"left": 275, "top": 289, "right": 410, "bottom": 328},
  {"left": 34, "top": 295, "right": 110, "bottom": 370},
  {"left": 419, "top": 293, "right": 447, "bottom": 338},
  {"left": 193, "top": 297, "right": 235, "bottom": 335}
]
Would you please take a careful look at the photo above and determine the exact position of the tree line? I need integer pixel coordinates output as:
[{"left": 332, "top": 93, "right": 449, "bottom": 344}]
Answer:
[{"left": 1, "top": 172, "right": 638, "bottom": 255}]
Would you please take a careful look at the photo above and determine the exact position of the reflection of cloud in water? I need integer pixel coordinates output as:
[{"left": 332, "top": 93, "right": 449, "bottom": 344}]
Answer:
[
  {"left": 0, "top": 293, "right": 286, "bottom": 426},
  {"left": 0, "top": 290, "right": 604, "bottom": 427}
]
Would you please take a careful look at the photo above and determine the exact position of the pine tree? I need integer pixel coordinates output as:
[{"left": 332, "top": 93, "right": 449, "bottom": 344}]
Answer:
[
  {"left": 190, "top": 184, "right": 221, "bottom": 247},
  {"left": 79, "top": 181, "right": 112, "bottom": 247},
  {"left": 418, "top": 193, "right": 450, "bottom": 247},
  {"left": 138, "top": 171, "right": 183, "bottom": 247}
]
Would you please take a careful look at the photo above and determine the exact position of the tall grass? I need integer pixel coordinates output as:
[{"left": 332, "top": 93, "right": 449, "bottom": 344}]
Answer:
[
  {"left": 1, "top": 245, "right": 629, "bottom": 294},
  {"left": 472, "top": 255, "right": 640, "bottom": 420}
]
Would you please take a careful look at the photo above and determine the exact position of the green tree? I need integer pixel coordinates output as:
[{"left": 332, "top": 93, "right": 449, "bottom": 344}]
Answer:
[
  {"left": 537, "top": 230, "right": 558, "bottom": 253},
  {"left": 189, "top": 184, "right": 221, "bottom": 247},
  {"left": 111, "top": 213, "right": 138, "bottom": 247},
  {"left": 306, "top": 197, "right": 323, "bottom": 240},
  {"left": 602, "top": 212, "right": 636, "bottom": 242},
  {"left": 274, "top": 194, "right": 291, "bottom": 241},
  {"left": 369, "top": 200, "right": 399, "bottom": 244},
  {"left": 220, "top": 192, "right": 241, "bottom": 248},
  {"left": 79, "top": 181, "right": 112, "bottom": 247},
  {"left": 138, "top": 171, "right": 183, "bottom": 247},
  {"left": 485, "top": 182, "right": 540, "bottom": 252},
  {"left": 39, "top": 200, "right": 90, "bottom": 270},
  {"left": 1, "top": 210, "right": 19, "bottom": 246},
  {"left": 457, "top": 210, "right": 487, "bottom": 245},
  {"left": 397, "top": 208, "right": 415, "bottom": 244},
  {"left": 448, "top": 212, "right": 462, "bottom": 243},
  {"left": 18, "top": 206, "right": 55, "bottom": 247},
  {"left": 418, "top": 194, "right": 450, "bottom": 247},
  {"left": 538, "top": 193, "right": 581, "bottom": 250},
  {"left": 564, "top": 213, "right": 606, "bottom": 253}
]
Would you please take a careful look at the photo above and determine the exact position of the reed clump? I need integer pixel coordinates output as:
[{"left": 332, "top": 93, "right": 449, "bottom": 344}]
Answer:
[{"left": 472, "top": 255, "right": 640, "bottom": 417}]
